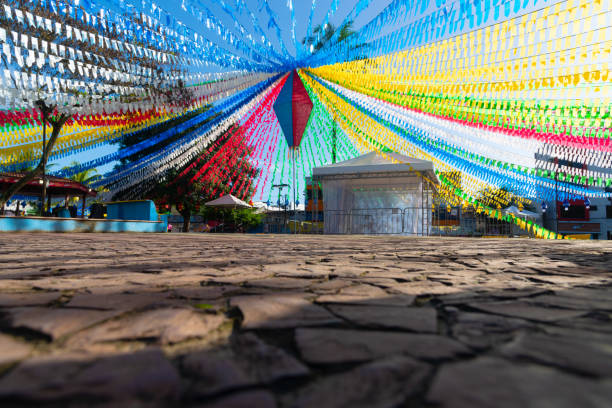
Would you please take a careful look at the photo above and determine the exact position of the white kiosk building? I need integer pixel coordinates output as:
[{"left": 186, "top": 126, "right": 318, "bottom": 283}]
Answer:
[{"left": 311, "top": 152, "right": 438, "bottom": 235}]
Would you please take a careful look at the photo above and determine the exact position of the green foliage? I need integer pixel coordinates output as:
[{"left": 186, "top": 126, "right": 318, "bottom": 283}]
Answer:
[
  {"left": 302, "top": 21, "right": 355, "bottom": 52},
  {"left": 234, "top": 208, "right": 263, "bottom": 231},
  {"left": 200, "top": 207, "right": 263, "bottom": 232},
  {"left": 64, "top": 161, "right": 100, "bottom": 185},
  {"left": 193, "top": 303, "right": 214, "bottom": 310},
  {"left": 144, "top": 123, "right": 259, "bottom": 231},
  {"left": 148, "top": 167, "right": 205, "bottom": 232}
]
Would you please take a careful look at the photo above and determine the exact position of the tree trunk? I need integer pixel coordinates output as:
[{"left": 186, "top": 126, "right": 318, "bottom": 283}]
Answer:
[
  {"left": 181, "top": 209, "right": 191, "bottom": 232},
  {"left": 0, "top": 111, "right": 70, "bottom": 209},
  {"left": 0, "top": 168, "right": 43, "bottom": 209}
]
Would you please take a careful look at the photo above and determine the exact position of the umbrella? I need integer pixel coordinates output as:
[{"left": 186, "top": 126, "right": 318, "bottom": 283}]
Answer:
[
  {"left": 205, "top": 194, "right": 252, "bottom": 209},
  {"left": 204, "top": 194, "right": 252, "bottom": 233}
]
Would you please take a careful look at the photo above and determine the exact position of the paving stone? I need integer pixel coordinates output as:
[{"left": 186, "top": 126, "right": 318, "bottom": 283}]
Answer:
[
  {"left": 316, "top": 284, "right": 414, "bottom": 306},
  {"left": 201, "top": 270, "right": 270, "bottom": 285},
  {"left": 2, "top": 234, "right": 612, "bottom": 406},
  {"left": 245, "top": 277, "right": 315, "bottom": 289},
  {"left": 172, "top": 285, "right": 241, "bottom": 300},
  {"left": 328, "top": 305, "right": 437, "bottom": 332},
  {"left": 232, "top": 294, "right": 341, "bottom": 329},
  {"left": 183, "top": 352, "right": 250, "bottom": 396},
  {"left": 184, "top": 333, "right": 309, "bottom": 397},
  {"left": 554, "top": 314, "right": 612, "bottom": 334},
  {"left": 426, "top": 357, "right": 612, "bottom": 408},
  {"left": 392, "top": 282, "right": 462, "bottom": 295},
  {"left": 66, "top": 291, "right": 172, "bottom": 310},
  {"left": 195, "top": 390, "right": 277, "bottom": 408},
  {"left": 526, "top": 275, "right": 610, "bottom": 286},
  {"left": 355, "top": 277, "right": 401, "bottom": 288},
  {"left": 540, "top": 325, "right": 612, "bottom": 344},
  {"left": 0, "top": 349, "right": 180, "bottom": 403},
  {"left": 231, "top": 332, "right": 310, "bottom": 382},
  {"left": 0, "top": 291, "right": 61, "bottom": 307},
  {"left": 67, "top": 308, "right": 226, "bottom": 347},
  {"left": 500, "top": 332, "right": 612, "bottom": 377},
  {"left": 309, "top": 279, "right": 353, "bottom": 293},
  {"left": 269, "top": 263, "right": 331, "bottom": 279},
  {"left": 286, "top": 356, "right": 431, "bottom": 408},
  {"left": 468, "top": 300, "right": 588, "bottom": 322},
  {"left": 3, "top": 307, "right": 118, "bottom": 340},
  {"left": 527, "top": 293, "right": 612, "bottom": 311},
  {"left": 450, "top": 312, "right": 535, "bottom": 349},
  {"left": 0, "top": 334, "right": 31, "bottom": 366},
  {"left": 295, "top": 328, "right": 470, "bottom": 364}
]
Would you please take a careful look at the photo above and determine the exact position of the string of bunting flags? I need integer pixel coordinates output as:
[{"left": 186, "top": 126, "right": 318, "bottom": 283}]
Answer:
[{"left": 0, "top": 0, "right": 610, "bottom": 239}]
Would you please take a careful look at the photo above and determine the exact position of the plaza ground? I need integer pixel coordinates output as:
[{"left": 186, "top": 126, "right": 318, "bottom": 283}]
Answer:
[{"left": 0, "top": 233, "right": 611, "bottom": 407}]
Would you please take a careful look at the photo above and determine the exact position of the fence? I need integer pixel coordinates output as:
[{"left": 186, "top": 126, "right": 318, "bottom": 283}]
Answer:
[
  {"left": 322, "top": 207, "right": 431, "bottom": 235},
  {"left": 262, "top": 204, "right": 538, "bottom": 237}
]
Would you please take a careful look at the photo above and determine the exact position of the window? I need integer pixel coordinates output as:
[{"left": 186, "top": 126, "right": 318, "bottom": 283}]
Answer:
[
  {"left": 589, "top": 205, "right": 598, "bottom": 212},
  {"left": 559, "top": 203, "right": 588, "bottom": 220},
  {"left": 607, "top": 206, "right": 612, "bottom": 219}
]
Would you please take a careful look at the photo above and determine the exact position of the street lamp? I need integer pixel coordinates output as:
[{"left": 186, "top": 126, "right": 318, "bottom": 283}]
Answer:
[
  {"left": 272, "top": 184, "right": 289, "bottom": 233},
  {"left": 562, "top": 198, "right": 570, "bottom": 212}
]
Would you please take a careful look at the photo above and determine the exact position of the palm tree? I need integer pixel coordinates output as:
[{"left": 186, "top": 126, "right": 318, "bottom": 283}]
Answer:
[
  {"left": 301, "top": 21, "right": 355, "bottom": 54},
  {"left": 337, "top": 21, "right": 355, "bottom": 42},
  {"left": 64, "top": 162, "right": 100, "bottom": 185}
]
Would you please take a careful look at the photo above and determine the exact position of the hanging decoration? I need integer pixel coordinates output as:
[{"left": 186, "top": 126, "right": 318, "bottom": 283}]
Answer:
[{"left": 0, "top": 0, "right": 610, "bottom": 239}]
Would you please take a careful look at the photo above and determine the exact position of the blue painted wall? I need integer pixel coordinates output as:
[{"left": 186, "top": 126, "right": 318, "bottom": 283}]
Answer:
[
  {"left": 0, "top": 215, "right": 168, "bottom": 233},
  {"left": 106, "top": 200, "right": 158, "bottom": 221}
]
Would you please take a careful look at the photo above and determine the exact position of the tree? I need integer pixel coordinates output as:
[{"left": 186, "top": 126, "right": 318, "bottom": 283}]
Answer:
[
  {"left": 145, "top": 124, "right": 260, "bottom": 232},
  {"left": 64, "top": 161, "right": 100, "bottom": 185},
  {"left": 0, "top": 100, "right": 74, "bottom": 210},
  {"left": 302, "top": 21, "right": 355, "bottom": 53},
  {"left": 200, "top": 206, "right": 263, "bottom": 232},
  {"left": 337, "top": 21, "right": 356, "bottom": 42},
  {"left": 149, "top": 167, "right": 205, "bottom": 232}
]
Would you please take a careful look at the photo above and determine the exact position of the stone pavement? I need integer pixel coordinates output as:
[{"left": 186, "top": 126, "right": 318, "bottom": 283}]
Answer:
[{"left": 0, "top": 233, "right": 611, "bottom": 407}]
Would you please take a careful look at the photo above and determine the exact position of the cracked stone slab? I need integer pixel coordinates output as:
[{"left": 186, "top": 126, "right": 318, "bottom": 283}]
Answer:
[
  {"left": 245, "top": 277, "right": 315, "bottom": 290},
  {"left": 426, "top": 357, "right": 612, "bottom": 408},
  {"left": 0, "top": 349, "right": 180, "bottom": 403},
  {"left": 183, "top": 352, "right": 250, "bottom": 397},
  {"left": 328, "top": 305, "right": 437, "bottom": 332},
  {"left": 183, "top": 333, "right": 309, "bottom": 397},
  {"left": 467, "top": 300, "right": 588, "bottom": 322},
  {"left": 450, "top": 312, "right": 535, "bottom": 350},
  {"left": 285, "top": 355, "right": 431, "bottom": 408},
  {"left": 391, "top": 282, "right": 463, "bottom": 295},
  {"left": 526, "top": 293, "right": 612, "bottom": 311},
  {"left": 231, "top": 294, "right": 341, "bottom": 329},
  {"left": 67, "top": 308, "right": 226, "bottom": 347},
  {"left": 500, "top": 332, "right": 612, "bottom": 377},
  {"left": 65, "top": 291, "right": 173, "bottom": 310},
  {"left": 231, "top": 332, "right": 310, "bottom": 382},
  {"left": 295, "top": 328, "right": 470, "bottom": 364},
  {"left": 194, "top": 390, "right": 277, "bottom": 408},
  {"left": 0, "top": 334, "right": 31, "bottom": 366},
  {"left": 0, "top": 292, "right": 61, "bottom": 307},
  {"left": 172, "top": 285, "right": 241, "bottom": 300},
  {"left": 316, "top": 284, "right": 415, "bottom": 306},
  {"left": 309, "top": 279, "right": 353, "bottom": 293},
  {"left": 2, "top": 307, "right": 118, "bottom": 340}
]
